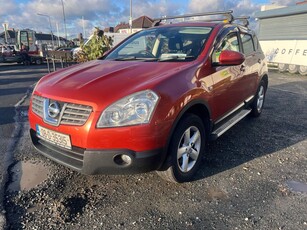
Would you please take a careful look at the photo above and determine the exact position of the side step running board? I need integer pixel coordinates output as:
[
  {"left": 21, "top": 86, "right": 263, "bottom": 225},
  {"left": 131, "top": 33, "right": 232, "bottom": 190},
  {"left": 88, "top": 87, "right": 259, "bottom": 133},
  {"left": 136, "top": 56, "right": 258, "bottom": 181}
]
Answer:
[{"left": 210, "top": 109, "right": 251, "bottom": 140}]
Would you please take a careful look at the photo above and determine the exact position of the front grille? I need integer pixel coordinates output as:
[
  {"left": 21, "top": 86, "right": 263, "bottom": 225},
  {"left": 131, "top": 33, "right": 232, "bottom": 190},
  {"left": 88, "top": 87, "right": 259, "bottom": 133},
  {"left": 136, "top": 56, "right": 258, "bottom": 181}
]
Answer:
[
  {"left": 61, "top": 103, "right": 92, "bottom": 126},
  {"left": 32, "top": 95, "right": 92, "bottom": 126},
  {"left": 32, "top": 95, "right": 44, "bottom": 117}
]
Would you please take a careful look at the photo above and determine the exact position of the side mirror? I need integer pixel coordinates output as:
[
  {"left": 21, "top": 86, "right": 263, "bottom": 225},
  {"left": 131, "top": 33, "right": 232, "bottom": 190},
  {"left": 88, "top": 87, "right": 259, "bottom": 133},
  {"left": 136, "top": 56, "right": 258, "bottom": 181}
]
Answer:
[{"left": 213, "top": 50, "right": 245, "bottom": 66}]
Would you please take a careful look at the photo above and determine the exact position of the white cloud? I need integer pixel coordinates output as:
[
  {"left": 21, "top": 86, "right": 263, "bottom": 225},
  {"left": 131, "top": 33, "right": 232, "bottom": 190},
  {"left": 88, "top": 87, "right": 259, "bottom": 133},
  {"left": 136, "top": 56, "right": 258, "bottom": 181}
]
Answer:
[
  {"left": 188, "top": 0, "right": 260, "bottom": 17},
  {"left": 0, "top": 0, "right": 16, "bottom": 17},
  {"left": 188, "top": 0, "right": 225, "bottom": 12},
  {"left": 0, "top": 0, "right": 304, "bottom": 38}
]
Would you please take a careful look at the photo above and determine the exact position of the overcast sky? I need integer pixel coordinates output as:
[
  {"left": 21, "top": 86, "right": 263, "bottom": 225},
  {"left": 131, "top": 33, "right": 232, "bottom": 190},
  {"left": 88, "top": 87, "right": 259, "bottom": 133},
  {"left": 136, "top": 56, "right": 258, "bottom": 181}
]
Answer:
[{"left": 0, "top": 0, "right": 300, "bottom": 39}]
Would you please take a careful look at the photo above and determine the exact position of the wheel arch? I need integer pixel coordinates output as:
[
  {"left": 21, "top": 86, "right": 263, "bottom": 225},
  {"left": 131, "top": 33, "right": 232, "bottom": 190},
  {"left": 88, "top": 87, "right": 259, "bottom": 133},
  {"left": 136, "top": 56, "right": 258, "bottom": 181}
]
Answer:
[
  {"left": 157, "top": 100, "right": 212, "bottom": 171},
  {"left": 261, "top": 74, "right": 269, "bottom": 90}
]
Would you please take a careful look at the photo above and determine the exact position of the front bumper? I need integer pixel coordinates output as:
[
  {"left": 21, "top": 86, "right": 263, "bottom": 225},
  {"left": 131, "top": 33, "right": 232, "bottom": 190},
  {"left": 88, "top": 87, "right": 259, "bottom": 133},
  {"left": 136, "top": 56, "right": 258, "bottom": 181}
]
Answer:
[{"left": 30, "top": 129, "right": 163, "bottom": 174}]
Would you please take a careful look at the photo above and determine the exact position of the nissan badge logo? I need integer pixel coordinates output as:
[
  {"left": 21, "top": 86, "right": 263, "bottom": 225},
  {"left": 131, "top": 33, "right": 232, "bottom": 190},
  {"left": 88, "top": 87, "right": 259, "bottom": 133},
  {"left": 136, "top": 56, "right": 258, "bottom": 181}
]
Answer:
[{"left": 48, "top": 102, "right": 60, "bottom": 118}]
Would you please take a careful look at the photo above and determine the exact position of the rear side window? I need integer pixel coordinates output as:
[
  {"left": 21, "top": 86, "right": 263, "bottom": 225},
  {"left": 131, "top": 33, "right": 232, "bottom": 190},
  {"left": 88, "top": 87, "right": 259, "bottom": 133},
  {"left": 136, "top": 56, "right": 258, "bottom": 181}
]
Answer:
[{"left": 240, "top": 33, "right": 255, "bottom": 55}]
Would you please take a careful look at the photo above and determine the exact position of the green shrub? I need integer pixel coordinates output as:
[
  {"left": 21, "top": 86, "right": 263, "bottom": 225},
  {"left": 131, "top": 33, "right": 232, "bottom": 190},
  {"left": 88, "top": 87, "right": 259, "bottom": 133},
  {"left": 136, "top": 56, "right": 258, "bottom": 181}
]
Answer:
[{"left": 76, "top": 27, "right": 113, "bottom": 62}]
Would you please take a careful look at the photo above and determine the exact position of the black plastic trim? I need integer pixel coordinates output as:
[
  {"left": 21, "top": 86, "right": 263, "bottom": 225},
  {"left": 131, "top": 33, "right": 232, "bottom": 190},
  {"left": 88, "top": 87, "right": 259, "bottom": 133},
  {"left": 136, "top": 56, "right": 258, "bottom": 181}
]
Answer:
[{"left": 30, "top": 129, "right": 162, "bottom": 175}]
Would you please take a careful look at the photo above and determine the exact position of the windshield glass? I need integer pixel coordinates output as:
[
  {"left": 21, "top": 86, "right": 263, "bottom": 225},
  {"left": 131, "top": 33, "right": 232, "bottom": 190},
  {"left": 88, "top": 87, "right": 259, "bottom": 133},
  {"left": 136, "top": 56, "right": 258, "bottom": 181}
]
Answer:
[{"left": 104, "top": 26, "right": 212, "bottom": 62}]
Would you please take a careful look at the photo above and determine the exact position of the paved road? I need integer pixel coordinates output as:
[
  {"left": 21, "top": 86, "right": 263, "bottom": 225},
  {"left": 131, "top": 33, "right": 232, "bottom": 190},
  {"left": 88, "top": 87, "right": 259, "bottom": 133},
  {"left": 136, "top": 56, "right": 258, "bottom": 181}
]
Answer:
[
  {"left": 1, "top": 65, "right": 307, "bottom": 229},
  {"left": 0, "top": 63, "right": 48, "bottom": 228}
]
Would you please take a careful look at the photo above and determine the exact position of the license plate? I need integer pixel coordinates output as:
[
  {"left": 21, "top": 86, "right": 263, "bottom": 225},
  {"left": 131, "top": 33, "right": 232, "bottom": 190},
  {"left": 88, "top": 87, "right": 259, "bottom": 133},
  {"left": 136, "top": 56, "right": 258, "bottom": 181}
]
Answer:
[{"left": 36, "top": 125, "right": 72, "bottom": 149}]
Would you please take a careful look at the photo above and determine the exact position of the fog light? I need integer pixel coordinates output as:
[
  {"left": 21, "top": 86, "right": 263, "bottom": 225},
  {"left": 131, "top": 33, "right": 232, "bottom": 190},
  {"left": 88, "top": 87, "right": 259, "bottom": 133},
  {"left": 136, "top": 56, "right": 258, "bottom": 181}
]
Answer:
[{"left": 114, "top": 154, "right": 132, "bottom": 166}]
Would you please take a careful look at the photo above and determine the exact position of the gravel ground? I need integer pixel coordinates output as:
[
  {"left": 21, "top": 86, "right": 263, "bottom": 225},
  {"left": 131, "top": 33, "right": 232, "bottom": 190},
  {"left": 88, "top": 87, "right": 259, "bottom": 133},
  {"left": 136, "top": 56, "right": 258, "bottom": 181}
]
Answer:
[{"left": 3, "top": 70, "right": 307, "bottom": 230}]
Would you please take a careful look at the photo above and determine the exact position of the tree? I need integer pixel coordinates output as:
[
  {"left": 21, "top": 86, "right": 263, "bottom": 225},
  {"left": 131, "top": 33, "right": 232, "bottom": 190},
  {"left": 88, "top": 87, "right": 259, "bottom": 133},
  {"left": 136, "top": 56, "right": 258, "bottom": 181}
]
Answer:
[{"left": 76, "top": 27, "right": 113, "bottom": 62}]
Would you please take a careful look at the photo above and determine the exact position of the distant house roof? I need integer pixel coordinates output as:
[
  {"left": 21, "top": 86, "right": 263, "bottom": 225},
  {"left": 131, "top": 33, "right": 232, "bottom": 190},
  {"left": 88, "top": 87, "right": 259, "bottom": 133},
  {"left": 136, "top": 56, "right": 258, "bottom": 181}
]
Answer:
[
  {"left": 115, "top": 16, "right": 153, "bottom": 32},
  {"left": 296, "top": 1, "right": 307, "bottom": 5},
  {"left": 133, "top": 16, "right": 153, "bottom": 28},
  {"left": 104, "top": 27, "right": 114, "bottom": 33}
]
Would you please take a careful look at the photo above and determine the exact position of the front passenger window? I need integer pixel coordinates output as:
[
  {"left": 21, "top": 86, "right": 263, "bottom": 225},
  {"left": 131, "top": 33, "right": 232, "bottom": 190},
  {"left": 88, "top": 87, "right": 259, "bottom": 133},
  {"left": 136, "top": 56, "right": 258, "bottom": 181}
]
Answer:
[{"left": 213, "top": 33, "right": 239, "bottom": 62}]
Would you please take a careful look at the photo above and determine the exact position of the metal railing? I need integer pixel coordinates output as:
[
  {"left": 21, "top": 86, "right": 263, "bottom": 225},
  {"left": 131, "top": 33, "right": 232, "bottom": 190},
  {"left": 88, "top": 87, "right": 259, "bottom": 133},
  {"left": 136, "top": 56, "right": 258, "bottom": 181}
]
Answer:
[{"left": 46, "top": 50, "right": 74, "bottom": 72}]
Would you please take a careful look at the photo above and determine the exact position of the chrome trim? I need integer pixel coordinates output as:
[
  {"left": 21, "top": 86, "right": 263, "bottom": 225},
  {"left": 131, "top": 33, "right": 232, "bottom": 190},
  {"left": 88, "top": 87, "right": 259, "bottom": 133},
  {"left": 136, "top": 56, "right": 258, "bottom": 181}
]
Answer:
[
  {"left": 212, "top": 109, "right": 251, "bottom": 138},
  {"left": 43, "top": 98, "right": 59, "bottom": 125},
  {"left": 32, "top": 95, "right": 92, "bottom": 127},
  {"left": 245, "top": 95, "right": 254, "bottom": 103},
  {"left": 215, "top": 102, "right": 244, "bottom": 124}
]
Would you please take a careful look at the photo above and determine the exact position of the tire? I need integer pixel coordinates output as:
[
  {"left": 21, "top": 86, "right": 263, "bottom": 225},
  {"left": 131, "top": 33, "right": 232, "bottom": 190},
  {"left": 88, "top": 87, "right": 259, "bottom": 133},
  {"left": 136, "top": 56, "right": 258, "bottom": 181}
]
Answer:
[
  {"left": 23, "top": 60, "right": 31, "bottom": 66},
  {"left": 299, "top": 65, "right": 307, "bottom": 76},
  {"left": 288, "top": 64, "right": 298, "bottom": 74},
  {"left": 35, "top": 58, "right": 42, "bottom": 65},
  {"left": 156, "top": 114, "right": 206, "bottom": 183},
  {"left": 250, "top": 80, "right": 266, "bottom": 117},
  {"left": 278, "top": 63, "right": 288, "bottom": 72}
]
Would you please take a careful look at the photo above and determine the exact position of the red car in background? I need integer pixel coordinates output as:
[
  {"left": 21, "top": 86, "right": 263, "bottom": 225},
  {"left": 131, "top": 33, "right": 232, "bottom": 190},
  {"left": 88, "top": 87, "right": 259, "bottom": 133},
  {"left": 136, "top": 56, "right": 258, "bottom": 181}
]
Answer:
[{"left": 28, "top": 11, "right": 268, "bottom": 183}]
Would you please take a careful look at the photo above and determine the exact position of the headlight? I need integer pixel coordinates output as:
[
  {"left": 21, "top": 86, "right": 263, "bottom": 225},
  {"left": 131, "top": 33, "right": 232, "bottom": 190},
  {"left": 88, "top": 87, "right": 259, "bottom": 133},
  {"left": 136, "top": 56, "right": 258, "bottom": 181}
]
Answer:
[{"left": 97, "top": 90, "right": 159, "bottom": 128}]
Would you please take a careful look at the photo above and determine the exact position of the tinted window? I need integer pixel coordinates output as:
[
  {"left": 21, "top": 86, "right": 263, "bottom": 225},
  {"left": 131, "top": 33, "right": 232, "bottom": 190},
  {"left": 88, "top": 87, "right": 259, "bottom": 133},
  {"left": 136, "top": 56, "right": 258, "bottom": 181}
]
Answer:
[{"left": 241, "top": 33, "right": 255, "bottom": 55}]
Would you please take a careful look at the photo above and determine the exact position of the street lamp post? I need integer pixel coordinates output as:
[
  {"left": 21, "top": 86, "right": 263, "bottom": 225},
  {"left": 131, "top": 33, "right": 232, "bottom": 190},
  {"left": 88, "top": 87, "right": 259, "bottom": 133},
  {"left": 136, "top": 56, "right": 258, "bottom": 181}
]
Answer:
[
  {"left": 61, "top": 0, "right": 67, "bottom": 40},
  {"left": 56, "top": 22, "right": 61, "bottom": 47},
  {"left": 37, "top": 13, "right": 55, "bottom": 49},
  {"left": 2, "top": 23, "right": 9, "bottom": 43},
  {"left": 129, "top": 0, "right": 132, "bottom": 34}
]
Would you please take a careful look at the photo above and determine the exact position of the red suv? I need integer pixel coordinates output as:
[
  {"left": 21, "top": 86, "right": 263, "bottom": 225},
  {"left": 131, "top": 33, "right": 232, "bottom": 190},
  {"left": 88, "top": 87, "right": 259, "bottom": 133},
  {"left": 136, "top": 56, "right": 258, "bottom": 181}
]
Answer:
[{"left": 29, "top": 11, "right": 268, "bottom": 183}]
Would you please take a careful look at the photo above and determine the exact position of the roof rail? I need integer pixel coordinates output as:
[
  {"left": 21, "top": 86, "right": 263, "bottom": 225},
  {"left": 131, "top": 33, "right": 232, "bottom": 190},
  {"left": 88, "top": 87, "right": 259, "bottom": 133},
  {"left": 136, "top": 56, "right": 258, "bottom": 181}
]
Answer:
[{"left": 152, "top": 10, "right": 234, "bottom": 26}]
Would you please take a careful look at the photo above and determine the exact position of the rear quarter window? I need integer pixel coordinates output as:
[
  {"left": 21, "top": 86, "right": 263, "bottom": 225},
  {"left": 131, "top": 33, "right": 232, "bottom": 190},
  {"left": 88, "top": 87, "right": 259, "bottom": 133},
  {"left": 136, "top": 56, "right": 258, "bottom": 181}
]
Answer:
[
  {"left": 240, "top": 33, "right": 255, "bottom": 55},
  {"left": 253, "top": 35, "right": 261, "bottom": 51}
]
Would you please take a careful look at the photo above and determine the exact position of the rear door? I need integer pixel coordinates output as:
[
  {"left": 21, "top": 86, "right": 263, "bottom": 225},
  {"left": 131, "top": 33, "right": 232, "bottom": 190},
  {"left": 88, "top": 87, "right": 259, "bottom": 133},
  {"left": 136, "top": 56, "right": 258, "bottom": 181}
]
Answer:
[{"left": 239, "top": 32, "right": 260, "bottom": 99}]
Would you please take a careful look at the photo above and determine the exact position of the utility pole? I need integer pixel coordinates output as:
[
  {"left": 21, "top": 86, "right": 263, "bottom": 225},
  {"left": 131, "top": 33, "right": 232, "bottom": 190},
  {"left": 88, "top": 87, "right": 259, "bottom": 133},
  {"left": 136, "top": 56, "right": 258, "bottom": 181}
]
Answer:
[
  {"left": 82, "top": 16, "right": 86, "bottom": 39},
  {"left": 56, "top": 22, "right": 60, "bottom": 47},
  {"left": 61, "top": 0, "right": 67, "bottom": 40}
]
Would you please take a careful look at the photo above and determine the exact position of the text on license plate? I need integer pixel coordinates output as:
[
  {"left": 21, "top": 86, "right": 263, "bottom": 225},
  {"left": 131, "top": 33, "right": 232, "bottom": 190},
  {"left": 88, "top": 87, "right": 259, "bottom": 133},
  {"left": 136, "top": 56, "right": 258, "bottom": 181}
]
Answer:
[{"left": 36, "top": 125, "right": 72, "bottom": 149}]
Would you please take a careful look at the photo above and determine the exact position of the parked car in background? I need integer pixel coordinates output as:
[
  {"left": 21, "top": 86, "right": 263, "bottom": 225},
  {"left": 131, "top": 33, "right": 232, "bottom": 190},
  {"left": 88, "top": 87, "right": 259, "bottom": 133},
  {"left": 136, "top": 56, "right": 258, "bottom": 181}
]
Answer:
[
  {"left": 28, "top": 11, "right": 268, "bottom": 183},
  {"left": 0, "top": 45, "right": 23, "bottom": 64},
  {"left": 55, "top": 47, "right": 76, "bottom": 52}
]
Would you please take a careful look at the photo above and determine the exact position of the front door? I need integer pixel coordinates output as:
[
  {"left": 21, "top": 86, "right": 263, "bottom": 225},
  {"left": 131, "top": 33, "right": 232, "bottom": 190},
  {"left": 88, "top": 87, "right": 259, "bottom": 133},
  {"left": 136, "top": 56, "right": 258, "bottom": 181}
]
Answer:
[{"left": 210, "top": 31, "right": 246, "bottom": 121}]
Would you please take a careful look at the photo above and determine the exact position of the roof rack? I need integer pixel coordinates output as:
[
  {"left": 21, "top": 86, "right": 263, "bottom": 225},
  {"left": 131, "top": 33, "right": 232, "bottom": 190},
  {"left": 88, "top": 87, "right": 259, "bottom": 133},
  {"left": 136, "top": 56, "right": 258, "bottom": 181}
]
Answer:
[
  {"left": 152, "top": 10, "right": 234, "bottom": 27},
  {"left": 233, "top": 16, "right": 250, "bottom": 27}
]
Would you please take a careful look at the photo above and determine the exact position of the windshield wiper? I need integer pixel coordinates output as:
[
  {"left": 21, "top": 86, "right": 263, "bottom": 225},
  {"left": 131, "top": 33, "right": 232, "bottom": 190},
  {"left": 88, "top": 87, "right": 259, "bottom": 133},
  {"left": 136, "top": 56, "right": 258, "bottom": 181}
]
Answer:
[
  {"left": 158, "top": 55, "right": 195, "bottom": 62},
  {"left": 114, "top": 56, "right": 158, "bottom": 61}
]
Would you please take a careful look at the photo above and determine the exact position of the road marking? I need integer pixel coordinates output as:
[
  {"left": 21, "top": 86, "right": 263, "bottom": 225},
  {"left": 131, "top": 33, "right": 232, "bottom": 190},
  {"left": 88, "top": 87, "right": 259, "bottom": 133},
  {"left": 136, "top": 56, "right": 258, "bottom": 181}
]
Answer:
[{"left": 14, "top": 83, "right": 36, "bottom": 107}]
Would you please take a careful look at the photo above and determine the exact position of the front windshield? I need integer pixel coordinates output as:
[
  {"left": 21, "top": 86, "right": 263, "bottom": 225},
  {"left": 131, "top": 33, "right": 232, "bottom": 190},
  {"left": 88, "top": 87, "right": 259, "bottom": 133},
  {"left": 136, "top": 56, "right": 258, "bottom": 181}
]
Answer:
[{"left": 104, "top": 26, "right": 212, "bottom": 62}]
